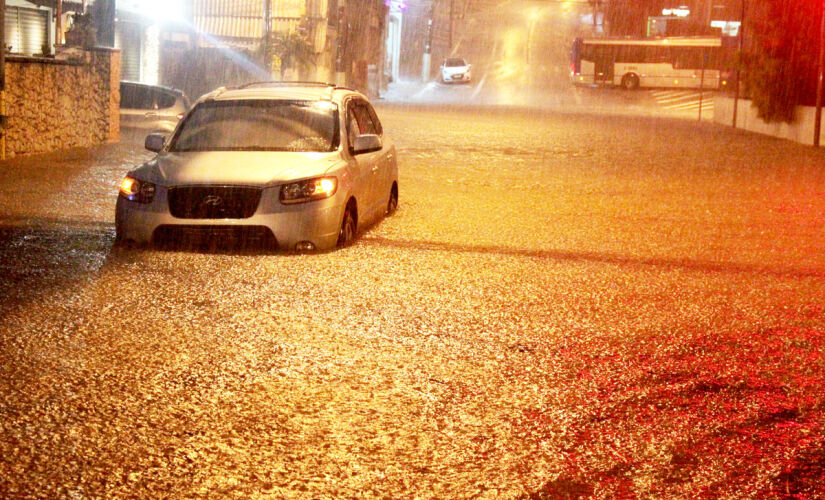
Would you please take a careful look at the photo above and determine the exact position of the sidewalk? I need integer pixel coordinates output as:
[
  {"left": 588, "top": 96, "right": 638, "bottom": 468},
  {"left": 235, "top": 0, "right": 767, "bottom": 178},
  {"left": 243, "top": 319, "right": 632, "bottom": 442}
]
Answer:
[
  {"left": 379, "top": 79, "right": 434, "bottom": 103},
  {"left": 0, "top": 137, "right": 151, "bottom": 231}
]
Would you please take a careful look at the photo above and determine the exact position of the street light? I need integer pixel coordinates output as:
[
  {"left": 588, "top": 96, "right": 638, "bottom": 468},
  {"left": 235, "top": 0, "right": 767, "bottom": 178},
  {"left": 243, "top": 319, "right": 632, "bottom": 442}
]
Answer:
[
  {"left": 527, "top": 9, "right": 539, "bottom": 63},
  {"left": 119, "top": 0, "right": 185, "bottom": 22}
]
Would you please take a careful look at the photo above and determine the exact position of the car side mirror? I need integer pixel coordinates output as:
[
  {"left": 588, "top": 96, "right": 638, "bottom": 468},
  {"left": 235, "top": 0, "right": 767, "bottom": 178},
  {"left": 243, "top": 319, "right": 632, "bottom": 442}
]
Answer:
[
  {"left": 145, "top": 133, "right": 166, "bottom": 153},
  {"left": 352, "top": 134, "right": 382, "bottom": 154}
]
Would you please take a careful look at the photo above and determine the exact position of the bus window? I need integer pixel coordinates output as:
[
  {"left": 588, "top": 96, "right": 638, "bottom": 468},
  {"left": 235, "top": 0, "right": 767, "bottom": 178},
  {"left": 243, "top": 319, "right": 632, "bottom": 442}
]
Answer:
[
  {"left": 644, "top": 46, "right": 670, "bottom": 64},
  {"left": 593, "top": 45, "right": 615, "bottom": 82},
  {"left": 672, "top": 47, "right": 705, "bottom": 69},
  {"left": 623, "top": 46, "right": 645, "bottom": 63},
  {"left": 706, "top": 47, "right": 725, "bottom": 70},
  {"left": 582, "top": 44, "right": 596, "bottom": 61}
]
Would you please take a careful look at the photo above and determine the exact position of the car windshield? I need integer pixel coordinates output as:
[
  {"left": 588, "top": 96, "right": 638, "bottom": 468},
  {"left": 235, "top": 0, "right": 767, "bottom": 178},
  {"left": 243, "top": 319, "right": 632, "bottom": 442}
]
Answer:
[
  {"left": 445, "top": 58, "right": 467, "bottom": 67},
  {"left": 168, "top": 99, "right": 339, "bottom": 152}
]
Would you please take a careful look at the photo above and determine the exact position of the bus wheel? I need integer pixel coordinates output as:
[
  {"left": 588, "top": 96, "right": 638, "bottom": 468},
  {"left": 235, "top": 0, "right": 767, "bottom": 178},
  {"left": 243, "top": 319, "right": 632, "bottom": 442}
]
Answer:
[{"left": 621, "top": 73, "right": 640, "bottom": 90}]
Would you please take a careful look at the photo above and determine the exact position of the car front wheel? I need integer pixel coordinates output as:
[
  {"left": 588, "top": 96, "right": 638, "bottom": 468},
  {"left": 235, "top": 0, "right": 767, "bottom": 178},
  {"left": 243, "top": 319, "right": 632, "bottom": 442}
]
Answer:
[
  {"left": 337, "top": 203, "right": 357, "bottom": 247},
  {"left": 386, "top": 184, "right": 398, "bottom": 215}
]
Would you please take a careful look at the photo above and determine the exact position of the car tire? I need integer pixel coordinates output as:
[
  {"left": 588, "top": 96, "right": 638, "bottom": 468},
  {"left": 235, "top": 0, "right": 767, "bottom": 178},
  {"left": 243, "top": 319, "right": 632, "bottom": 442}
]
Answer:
[
  {"left": 112, "top": 230, "right": 138, "bottom": 249},
  {"left": 114, "top": 219, "right": 127, "bottom": 246},
  {"left": 386, "top": 184, "right": 398, "bottom": 216},
  {"left": 621, "top": 73, "right": 640, "bottom": 90},
  {"left": 337, "top": 203, "right": 357, "bottom": 247}
]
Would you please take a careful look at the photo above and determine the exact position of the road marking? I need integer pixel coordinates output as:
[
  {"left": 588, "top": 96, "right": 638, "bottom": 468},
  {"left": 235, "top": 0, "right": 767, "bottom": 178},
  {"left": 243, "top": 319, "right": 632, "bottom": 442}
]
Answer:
[{"left": 650, "top": 90, "right": 714, "bottom": 113}]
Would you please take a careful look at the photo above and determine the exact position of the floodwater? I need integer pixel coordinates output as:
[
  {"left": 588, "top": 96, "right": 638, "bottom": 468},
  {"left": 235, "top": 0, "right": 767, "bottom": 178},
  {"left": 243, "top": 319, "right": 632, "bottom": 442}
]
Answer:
[{"left": 2, "top": 1, "right": 825, "bottom": 497}]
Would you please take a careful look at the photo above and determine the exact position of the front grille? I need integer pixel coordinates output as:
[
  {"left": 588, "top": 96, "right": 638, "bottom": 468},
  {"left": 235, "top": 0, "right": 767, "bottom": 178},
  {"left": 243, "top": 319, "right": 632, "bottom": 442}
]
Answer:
[
  {"left": 168, "top": 186, "right": 262, "bottom": 219},
  {"left": 152, "top": 225, "right": 277, "bottom": 250}
]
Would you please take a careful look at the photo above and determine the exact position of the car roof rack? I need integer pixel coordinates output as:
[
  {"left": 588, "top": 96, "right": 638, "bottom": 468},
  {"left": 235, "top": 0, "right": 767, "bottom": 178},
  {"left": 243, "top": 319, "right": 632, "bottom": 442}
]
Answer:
[
  {"left": 232, "top": 81, "right": 359, "bottom": 99},
  {"left": 238, "top": 81, "right": 338, "bottom": 89}
]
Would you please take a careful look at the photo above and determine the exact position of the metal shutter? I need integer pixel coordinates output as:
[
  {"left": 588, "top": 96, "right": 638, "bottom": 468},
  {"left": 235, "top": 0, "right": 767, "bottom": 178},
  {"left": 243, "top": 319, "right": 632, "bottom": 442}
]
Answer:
[
  {"left": 4, "top": 7, "right": 49, "bottom": 56},
  {"left": 116, "top": 22, "right": 142, "bottom": 81}
]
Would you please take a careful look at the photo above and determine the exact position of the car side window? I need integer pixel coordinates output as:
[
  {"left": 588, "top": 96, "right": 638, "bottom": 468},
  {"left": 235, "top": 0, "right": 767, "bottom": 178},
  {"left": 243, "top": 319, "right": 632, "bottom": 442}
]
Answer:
[
  {"left": 347, "top": 99, "right": 383, "bottom": 153},
  {"left": 364, "top": 103, "right": 383, "bottom": 136},
  {"left": 157, "top": 91, "right": 176, "bottom": 109},
  {"left": 346, "top": 104, "right": 361, "bottom": 147},
  {"left": 121, "top": 84, "right": 154, "bottom": 109},
  {"left": 120, "top": 83, "right": 135, "bottom": 108},
  {"left": 353, "top": 102, "right": 378, "bottom": 135}
]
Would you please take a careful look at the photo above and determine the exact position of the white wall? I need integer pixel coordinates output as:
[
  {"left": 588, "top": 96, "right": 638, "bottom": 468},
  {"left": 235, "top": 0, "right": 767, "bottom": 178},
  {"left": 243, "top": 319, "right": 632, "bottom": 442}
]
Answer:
[{"left": 714, "top": 96, "right": 825, "bottom": 147}]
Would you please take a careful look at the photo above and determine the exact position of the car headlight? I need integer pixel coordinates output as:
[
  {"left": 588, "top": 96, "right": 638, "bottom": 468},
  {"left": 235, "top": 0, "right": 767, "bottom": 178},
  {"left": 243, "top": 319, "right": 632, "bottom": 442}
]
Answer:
[
  {"left": 279, "top": 177, "right": 338, "bottom": 204},
  {"left": 119, "top": 175, "right": 156, "bottom": 204}
]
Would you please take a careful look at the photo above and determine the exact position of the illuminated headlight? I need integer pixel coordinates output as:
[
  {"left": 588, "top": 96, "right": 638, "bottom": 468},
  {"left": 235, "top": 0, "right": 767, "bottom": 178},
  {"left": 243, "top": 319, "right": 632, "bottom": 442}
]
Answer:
[
  {"left": 119, "top": 175, "right": 156, "bottom": 204},
  {"left": 279, "top": 177, "right": 338, "bottom": 204}
]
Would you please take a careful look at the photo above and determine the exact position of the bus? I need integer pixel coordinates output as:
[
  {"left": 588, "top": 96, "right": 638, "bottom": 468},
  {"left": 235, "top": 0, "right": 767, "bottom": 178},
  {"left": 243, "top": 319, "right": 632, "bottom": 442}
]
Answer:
[{"left": 570, "top": 36, "right": 733, "bottom": 90}]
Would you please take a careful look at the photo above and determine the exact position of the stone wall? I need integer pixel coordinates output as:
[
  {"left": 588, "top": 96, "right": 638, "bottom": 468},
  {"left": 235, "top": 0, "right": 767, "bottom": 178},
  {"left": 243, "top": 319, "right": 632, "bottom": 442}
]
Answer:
[{"left": 3, "top": 48, "right": 120, "bottom": 157}]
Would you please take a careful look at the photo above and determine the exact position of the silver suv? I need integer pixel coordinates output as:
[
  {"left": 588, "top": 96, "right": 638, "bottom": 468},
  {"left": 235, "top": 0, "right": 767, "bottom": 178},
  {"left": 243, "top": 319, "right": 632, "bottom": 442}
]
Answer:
[
  {"left": 119, "top": 81, "right": 190, "bottom": 133},
  {"left": 115, "top": 82, "right": 399, "bottom": 251}
]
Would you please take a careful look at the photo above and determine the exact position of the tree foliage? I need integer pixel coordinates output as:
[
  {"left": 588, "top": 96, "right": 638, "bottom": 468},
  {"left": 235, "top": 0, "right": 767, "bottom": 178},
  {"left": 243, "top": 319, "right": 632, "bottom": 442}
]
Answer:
[
  {"left": 741, "top": 0, "right": 821, "bottom": 123},
  {"left": 264, "top": 21, "right": 316, "bottom": 80}
]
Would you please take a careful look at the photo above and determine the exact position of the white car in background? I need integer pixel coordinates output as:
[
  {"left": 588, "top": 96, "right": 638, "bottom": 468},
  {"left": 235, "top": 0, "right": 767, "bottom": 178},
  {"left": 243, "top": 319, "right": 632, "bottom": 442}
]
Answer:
[
  {"left": 115, "top": 82, "right": 399, "bottom": 251},
  {"left": 440, "top": 57, "right": 472, "bottom": 84}
]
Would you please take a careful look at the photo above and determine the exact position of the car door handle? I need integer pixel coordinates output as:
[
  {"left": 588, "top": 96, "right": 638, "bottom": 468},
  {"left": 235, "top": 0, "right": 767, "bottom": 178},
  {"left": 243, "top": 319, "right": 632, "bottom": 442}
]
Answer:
[{"left": 144, "top": 112, "right": 158, "bottom": 117}]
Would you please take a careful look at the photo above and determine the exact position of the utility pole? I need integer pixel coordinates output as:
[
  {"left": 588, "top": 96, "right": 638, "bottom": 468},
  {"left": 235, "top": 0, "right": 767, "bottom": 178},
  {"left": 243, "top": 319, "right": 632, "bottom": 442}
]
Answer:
[
  {"left": 96, "top": 0, "right": 116, "bottom": 47},
  {"left": 335, "top": 0, "right": 347, "bottom": 85},
  {"left": 815, "top": 0, "right": 825, "bottom": 147},
  {"left": 732, "top": 0, "right": 745, "bottom": 129},
  {"left": 263, "top": 0, "right": 272, "bottom": 77},
  {"left": 1, "top": 0, "right": 5, "bottom": 160},
  {"left": 422, "top": 2, "right": 434, "bottom": 82},
  {"left": 56, "top": 0, "right": 62, "bottom": 47},
  {"left": 588, "top": 0, "right": 601, "bottom": 30},
  {"left": 449, "top": 0, "right": 453, "bottom": 54}
]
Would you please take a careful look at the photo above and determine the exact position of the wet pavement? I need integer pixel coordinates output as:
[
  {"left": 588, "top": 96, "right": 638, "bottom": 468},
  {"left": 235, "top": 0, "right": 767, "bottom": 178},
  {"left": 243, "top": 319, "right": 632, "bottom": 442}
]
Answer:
[{"left": 2, "top": 100, "right": 825, "bottom": 498}]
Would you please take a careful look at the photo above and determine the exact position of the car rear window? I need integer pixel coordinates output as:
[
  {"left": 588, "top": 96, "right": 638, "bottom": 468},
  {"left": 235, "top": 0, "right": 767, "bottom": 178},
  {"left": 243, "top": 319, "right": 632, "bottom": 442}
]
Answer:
[
  {"left": 445, "top": 58, "right": 467, "bottom": 67},
  {"left": 168, "top": 99, "right": 340, "bottom": 153}
]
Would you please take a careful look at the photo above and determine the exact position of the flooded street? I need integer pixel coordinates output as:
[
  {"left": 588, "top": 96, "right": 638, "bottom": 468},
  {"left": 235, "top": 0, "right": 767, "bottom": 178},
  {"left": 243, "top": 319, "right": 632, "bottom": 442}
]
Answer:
[
  {"left": 3, "top": 0, "right": 824, "bottom": 496},
  {"left": 2, "top": 99, "right": 825, "bottom": 497}
]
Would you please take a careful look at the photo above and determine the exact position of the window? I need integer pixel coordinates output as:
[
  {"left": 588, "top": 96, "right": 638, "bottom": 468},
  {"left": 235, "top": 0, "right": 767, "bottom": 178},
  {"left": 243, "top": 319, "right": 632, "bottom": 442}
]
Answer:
[
  {"left": 120, "top": 84, "right": 155, "bottom": 110},
  {"left": 672, "top": 47, "right": 705, "bottom": 69},
  {"left": 4, "top": 7, "right": 49, "bottom": 56},
  {"left": 364, "top": 103, "right": 383, "bottom": 136},
  {"left": 156, "top": 91, "right": 177, "bottom": 110},
  {"left": 616, "top": 45, "right": 645, "bottom": 63},
  {"left": 347, "top": 100, "right": 380, "bottom": 149},
  {"left": 645, "top": 47, "right": 671, "bottom": 64},
  {"left": 169, "top": 100, "right": 339, "bottom": 153}
]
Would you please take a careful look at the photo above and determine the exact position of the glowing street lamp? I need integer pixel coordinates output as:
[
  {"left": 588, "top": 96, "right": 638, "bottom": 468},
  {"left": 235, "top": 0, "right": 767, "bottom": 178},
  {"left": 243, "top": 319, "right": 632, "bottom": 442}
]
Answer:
[
  {"left": 118, "top": 0, "right": 185, "bottom": 22},
  {"left": 527, "top": 9, "right": 540, "bottom": 63}
]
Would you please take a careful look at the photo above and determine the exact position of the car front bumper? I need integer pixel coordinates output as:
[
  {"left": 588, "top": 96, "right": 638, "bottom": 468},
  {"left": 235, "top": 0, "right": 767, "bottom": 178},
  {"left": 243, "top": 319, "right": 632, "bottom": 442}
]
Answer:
[
  {"left": 442, "top": 72, "right": 471, "bottom": 83},
  {"left": 115, "top": 185, "right": 345, "bottom": 251}
]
